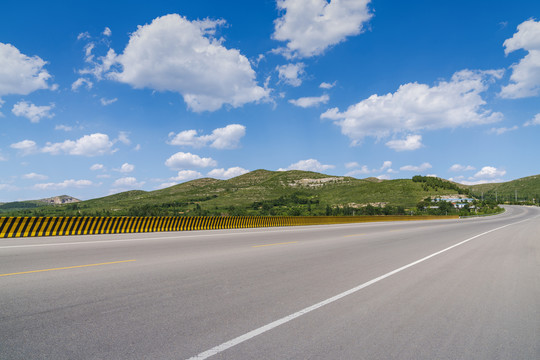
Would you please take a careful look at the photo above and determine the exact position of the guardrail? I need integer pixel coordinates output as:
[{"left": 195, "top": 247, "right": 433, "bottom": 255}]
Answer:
[{"left": 0, "top": 215, "right": 459, "bottom": 238}]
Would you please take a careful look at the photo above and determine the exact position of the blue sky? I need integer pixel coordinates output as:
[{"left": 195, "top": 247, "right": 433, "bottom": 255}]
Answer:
[{"left": 1, "top": 0, "right": 539, "bottom": 202}]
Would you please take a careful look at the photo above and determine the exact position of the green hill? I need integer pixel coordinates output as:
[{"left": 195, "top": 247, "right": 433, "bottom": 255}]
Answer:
[
  {"left": 470, "top": 175, "right": 540, "bottom": 203},
  {"left": 6, "top": 170, "right": 477, "bottom": 217}
]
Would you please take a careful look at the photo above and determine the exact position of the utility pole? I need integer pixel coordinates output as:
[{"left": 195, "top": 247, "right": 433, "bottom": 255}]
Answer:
[{"left": 515, "top": 190, "right": 517, "bottom": 202}]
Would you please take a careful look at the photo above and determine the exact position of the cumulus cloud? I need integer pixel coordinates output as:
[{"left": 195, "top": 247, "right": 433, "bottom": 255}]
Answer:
[
  {"left": 103, "top": 27, "right": 112, "bottom": 37},
  {"left": 457, "top": 166, "right": 507, "bottom": 185},
  {"left": 117, "top": 163, "right": 134, "bottom": 173},
  {"left": 489, "top": 126, "right": 518, "bottom": 135},
  {"left": 524, "top": 113, "right": 540, "bottom": 126},
  {"left": 385, "top": 134, "right": 423, "bottom": 151},
  {"left": 96, "top": 14, "right": 269, "bottom": 112},
  {"left": 345, "top": 160, "right": 394, "bottom": 177},
  {"left": 165, "top": 152, "right": 217, "bottom": 170},
  {"left": 319, "top": 81, "right": 336, "bottom": 89},
  {"left": 321, "top": 70, "right": 503, "bottom": 145},
  {"left": 10, "top": 140, "right": 37, "bottom": 155},
  {"left": 42, "top": 133, "right": 115, "bottom": 156},
  {"left": 289, "top": 94, "right": 329, "bottom": 108},
  {"left": 400, "top": 162, "right": 432, "bottom": 172},
  {"left": 279, "top": 159, "right": 335, "bottom": 172},
  {"left": 117, "top": 131, "right": 131, "bottom": 145},
  {"left": 272, "top": 0, "right": 372, "bottom": 58},
  {"left": 207, "top": 167, "right": 249, "bottom": 179},
  {"left": 110, "top": 177, "right": 145, "bottom": 193},
  {"left": 12, "top": 101, "right": 54, "bottom": 123},
  {"left": 276, "top": 63, "right": 305, "bottom": 86},
  {"left": 169, "top": 124, "right": 246, "bottom": 149},
  {"left": 34, "top": 179, "right": 93, "bottom": 190},
  {"left": 90, "top": 163, "right": 104, "bottom": 171},
  {"left": 55, "top": 125, "right": 73, "bottom": 131},
  {"left": 171, "top": 170, "right": 203, "bottom": 182},
  {"left": 71, "top": 77, "right": 93, "bottom": 91},
  {"left": 22, "top": 172, "right": 48, "bottom": 180},
  {"left": 449, "top": 164, "right": 475, "bottom": 172},
  {"left": 473, "top": 166, "right": 506, "bottom": 179},
  {"left": 0, "top": 43, "right": 53, "bottom": 96},
  {"left": 500, "top": 19, "right": 540, "bottom": 98},
  {"left": 100, "top": 97, "right": 117, "bottom": 106}
]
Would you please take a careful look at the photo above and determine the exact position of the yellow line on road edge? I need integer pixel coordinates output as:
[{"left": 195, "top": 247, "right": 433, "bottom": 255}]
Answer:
[
  {"left": 0, "top": 259, "right": 136, "bottom": 277},
  {"left": 252, "top": 241, "right": 298, "bottom": 248},
  {"left": 344, "top": 233, "right": 366, "bottom": 237}
]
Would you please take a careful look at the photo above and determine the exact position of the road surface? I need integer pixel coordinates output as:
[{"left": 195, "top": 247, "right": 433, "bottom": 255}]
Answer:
[{"left": 1, "top": 206, "right": 539, "bottom": 359}]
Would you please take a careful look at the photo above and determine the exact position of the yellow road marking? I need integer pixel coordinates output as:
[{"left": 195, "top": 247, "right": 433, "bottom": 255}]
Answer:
[
  {"left": 252, "top": 241, "right": 298, "bottom": 248},
  {"left": 0, "top": 259, "right": 136, "bottom": 277},
  {"left": 344, "top": 233, "right": 366, "bottom": 237}
]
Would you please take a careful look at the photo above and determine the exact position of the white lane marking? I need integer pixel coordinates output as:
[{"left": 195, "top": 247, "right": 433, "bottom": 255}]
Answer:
[{"left": 185, "top": 217, "right": 532, "bottom": 360}]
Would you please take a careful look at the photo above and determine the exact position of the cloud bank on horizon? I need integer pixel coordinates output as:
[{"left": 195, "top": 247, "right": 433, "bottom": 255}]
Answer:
[{"left": 0, "top": 0, "right": 539, "bottom": 201}]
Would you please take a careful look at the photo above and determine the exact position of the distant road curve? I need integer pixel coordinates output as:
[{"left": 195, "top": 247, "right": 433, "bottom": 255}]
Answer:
[{"left": 1, "top": 205, "right": 538, "bottom": 359}]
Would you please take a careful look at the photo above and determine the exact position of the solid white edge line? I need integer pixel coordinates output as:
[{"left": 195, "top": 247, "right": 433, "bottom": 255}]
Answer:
[{"left": 185, "top": 217, "right": 532, "bottom": 360}]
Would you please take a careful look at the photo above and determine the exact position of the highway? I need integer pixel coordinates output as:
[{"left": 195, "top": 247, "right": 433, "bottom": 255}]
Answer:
[{"left": 1, "top": 206, "right": 539, "bottom": 359}]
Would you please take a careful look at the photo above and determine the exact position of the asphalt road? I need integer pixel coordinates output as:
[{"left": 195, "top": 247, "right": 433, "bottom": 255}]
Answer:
[{"left": 1, "top": 206, "right": 539, "bottom": 359}]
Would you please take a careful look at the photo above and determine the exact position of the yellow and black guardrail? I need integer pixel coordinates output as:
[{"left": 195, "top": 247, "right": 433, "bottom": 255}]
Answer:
[{"left": 0, "top": 215, "right": 457, "bottom": 238}]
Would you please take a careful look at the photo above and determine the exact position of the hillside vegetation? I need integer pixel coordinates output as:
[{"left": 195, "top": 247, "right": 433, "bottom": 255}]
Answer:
[{"left": 3, "top": 170, "right": 481, "bottom": 217}]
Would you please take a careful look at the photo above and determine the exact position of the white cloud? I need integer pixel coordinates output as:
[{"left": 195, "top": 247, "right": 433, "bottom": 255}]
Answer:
[
  {"left": 385, "top": 134, "right": 423, "bottom": 151},
  {"left": 345, "top": 160, "right": 393, "bottom": 177},
  {"left": 103, "top": 27, "right": 112, "bottom": 37},
  {"left": 380, "top": 161, "right": 393, "bottom": 171},
  {"left": 376, "top": 174, "right": 391, "bottom": 180},
  {"left": 109, "top": 177, "right": 145, "bottom": 193},
  {"left": 22, "top": 172, "right": 48, "bottom": 180},
  {"left": 272, "top": 0, "right": 372, "bottom": 58},
  {"left": 55, "top": 124, "right": 73, "bottom": 131},
  {"left": 168, "top": 124, "right": 246, "bottom": 149},
  {"left": 100, "top": 97, "right": 117, "bottom": 106},
  {"left": 321, "top": 70, "right": 503, "bottom": 145},
  {"left": 0, "top": 43, "right": 53, "bottom": 96},
  {"left": 489, "top": 126, "right": 518, "bottom": 135},
  {"left": 345, "top": 161, "right": 359, "bottom": 169},
  {"left": 279, "top": 159, "right": 335, "bottom": 172},
  {"left": 458, "top": 166, "right": 507, "bottom": 185},
  {"left": 12, "top": 101, "right": 54, "bottom": 123},
  {"left": 10, "top": 140, "right": 37, "bottom": 155},
  {"left": 346, "top": 166, "right": 370, "bottom": 177},
  {"left": 117, "top": 163, "right": 135, "bottom": 173},
  {"left": 473, "top": 166, "right": 506, "bottom": 179},
  {"left": 449, "top": 164, "right": 475, "bottom": 172},
  {"left": 289, "top": 94, "right": 329, "bottom": 108},
  {"left": 42, "top": 133, "right": 115, "bottom": 156},
  {"left": 34, "top": 179, "right": 93, "bottom": 190},
  {"left": 207, "top": 167, "right": 249, "bottom": 179},
  {"left": 319, "top": 81, "right": 336, "bottom": 89},
  {"left": 524, "top": 113, "right": 540, "bottom": 126},
  {"left": 77, "top": 32, "right": 91, "bottom": 41},
  {"left": 112, "top": 177, "right": 144, "bottom": 188},
  {"left": 71, "top": 77, "right": 93, "bottom": 91},
  {"left": 276, "top": 63, "right": 305, "bottom": 87},
  {"left": 171, "top": 170, "right": 203, "bottom": 182},
  {"left": 90, "top": 163, "right": 104, "bottom": 171},
  {"left": 117, "top": 131, "right": 131, "bottom": 145},
  {"left": 400, "top": 162, "right": 432, "bottom": 172},
  {"left": 165, "top": 152, "right": 217, "bottom": 170},
  {"left": 102, "top": 14, "right": 268, "bottom": 112},
  {"left": 500, "top": 19, "right": 540, "bottom": 98}
]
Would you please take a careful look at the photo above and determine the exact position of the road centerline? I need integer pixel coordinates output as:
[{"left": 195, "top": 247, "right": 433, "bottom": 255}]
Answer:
[{"left": 0, "top": 259, "right": 136, "bottom": 277}]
